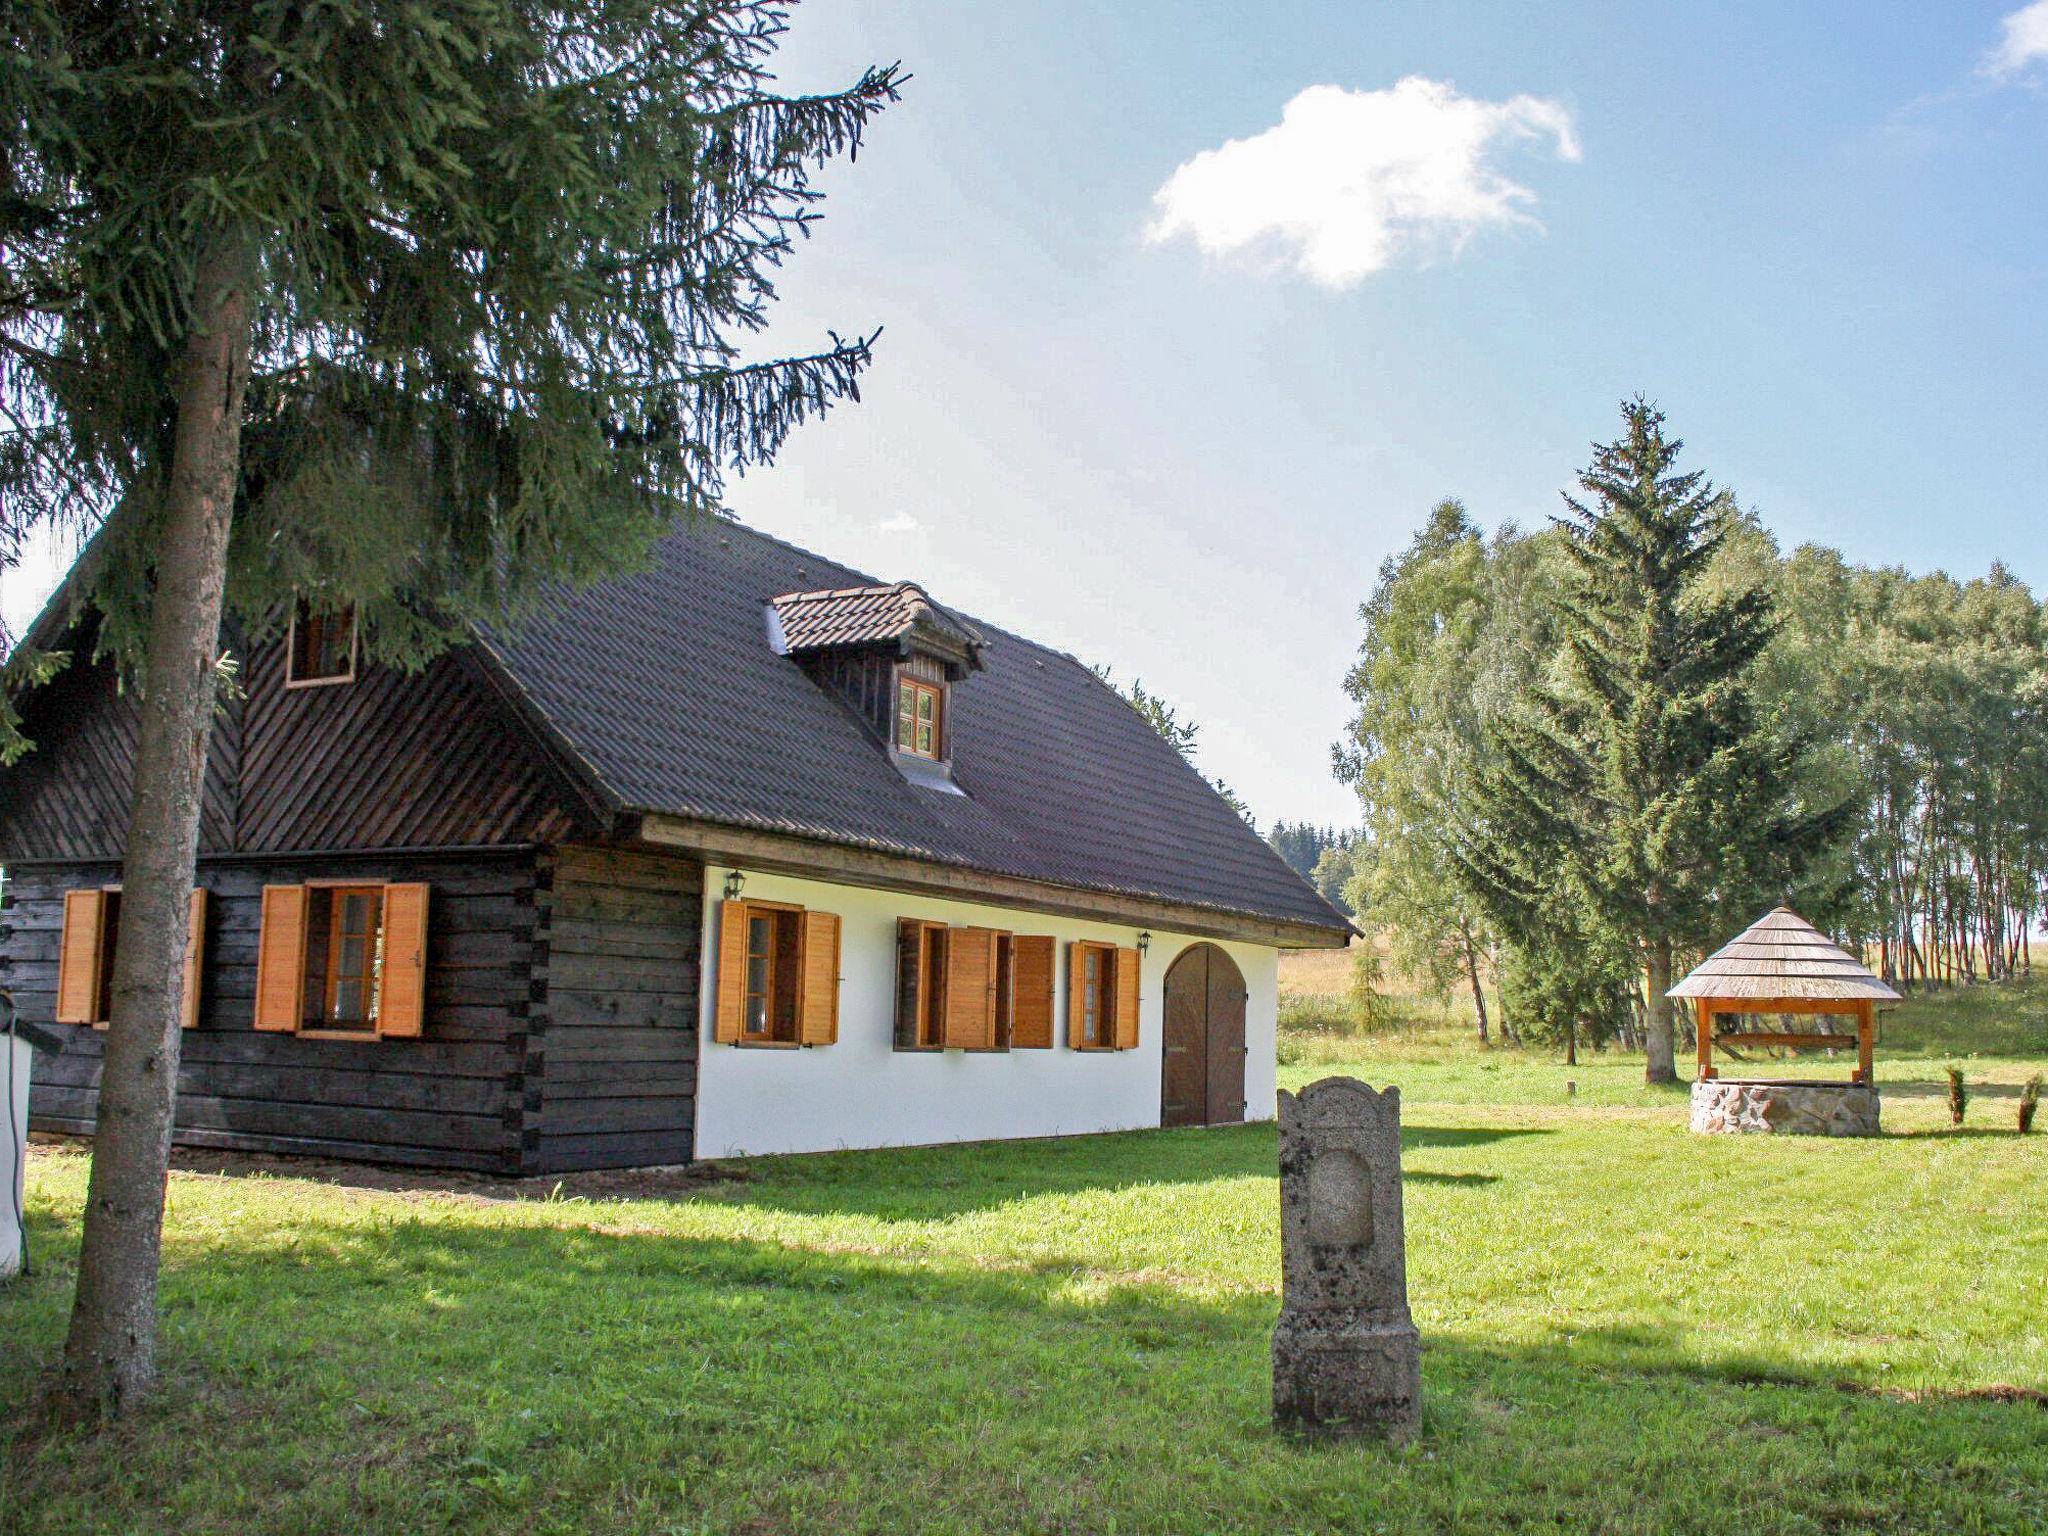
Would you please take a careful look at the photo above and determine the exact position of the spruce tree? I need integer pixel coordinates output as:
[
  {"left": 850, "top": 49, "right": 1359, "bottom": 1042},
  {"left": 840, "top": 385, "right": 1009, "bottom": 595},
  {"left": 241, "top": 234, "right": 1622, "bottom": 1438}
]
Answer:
[
  {"left": 1465, "top": 401, "right": 1847, "bottom": 1082},
  {"left": 2, "top": 0, "right": 897, "bottom": 1415}
]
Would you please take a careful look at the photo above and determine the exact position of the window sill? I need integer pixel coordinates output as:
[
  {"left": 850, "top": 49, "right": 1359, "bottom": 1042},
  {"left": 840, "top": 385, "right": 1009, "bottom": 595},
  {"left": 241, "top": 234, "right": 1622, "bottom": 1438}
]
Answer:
[
  {"left": 727, "top": 1038, "right": 802, "bottom": 1049},
  {"left": 298, "top": 1028, "right": 382, "bottom": 1042}
]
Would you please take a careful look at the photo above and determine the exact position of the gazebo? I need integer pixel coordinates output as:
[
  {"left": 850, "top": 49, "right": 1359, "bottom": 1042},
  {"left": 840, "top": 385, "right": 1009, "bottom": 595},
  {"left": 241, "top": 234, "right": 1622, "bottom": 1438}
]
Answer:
[{"left": 1668, "top": 906, "right": 1902, "bottom": 1137}]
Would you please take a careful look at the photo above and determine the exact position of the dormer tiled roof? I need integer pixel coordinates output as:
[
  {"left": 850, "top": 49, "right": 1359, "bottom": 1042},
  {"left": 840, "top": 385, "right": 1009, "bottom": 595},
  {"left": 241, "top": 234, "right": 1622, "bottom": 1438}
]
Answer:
[{"left": 770, "top": 580, "right": 984, "bottom": 662}]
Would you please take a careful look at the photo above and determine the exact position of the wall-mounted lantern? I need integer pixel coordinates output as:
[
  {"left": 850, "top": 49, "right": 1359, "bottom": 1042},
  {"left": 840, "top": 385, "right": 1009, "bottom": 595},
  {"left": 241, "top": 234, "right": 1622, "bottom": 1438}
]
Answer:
[{"left": 723, "top": 870, "right": 746, "bottom": 901}]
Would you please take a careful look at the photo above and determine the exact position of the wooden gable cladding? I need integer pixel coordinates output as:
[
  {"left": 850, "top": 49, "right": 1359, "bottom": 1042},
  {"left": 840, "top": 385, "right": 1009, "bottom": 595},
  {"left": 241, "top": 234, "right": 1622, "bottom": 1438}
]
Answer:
[
  {"left": 0, "top": 652, "right": 238, "bottom": 862},
  {"left": 236, "top": 639, "right": 586, "bottom": 852},
  {"left": 0, "top": 627, "right": 591, "bottom": 866}
]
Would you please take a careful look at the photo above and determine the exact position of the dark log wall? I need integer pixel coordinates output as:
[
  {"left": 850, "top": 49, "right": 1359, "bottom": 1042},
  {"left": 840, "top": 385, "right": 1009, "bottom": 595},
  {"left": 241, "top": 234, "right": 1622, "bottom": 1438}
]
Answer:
[
  {"left": 525, "top": 845, "right": 702, "bottom": 1172},
  {"left": 3, "top": 850, "right": 540, "bottom": 1171},
  {"left": 0, "top": 632, "right": 588, "bottom": 862},
  {"left": 0, "top": 630, "right": 708, "bottom": 1173}
]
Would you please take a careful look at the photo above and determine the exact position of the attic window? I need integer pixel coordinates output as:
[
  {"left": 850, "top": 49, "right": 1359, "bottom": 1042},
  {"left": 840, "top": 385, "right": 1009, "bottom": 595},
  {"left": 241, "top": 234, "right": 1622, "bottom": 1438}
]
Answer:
[
  {"left": 287, "top": 600, "right": 357, "bottom": 687},
  {"left": 896, "top": 677, "right": 944, "bottom": 760}
]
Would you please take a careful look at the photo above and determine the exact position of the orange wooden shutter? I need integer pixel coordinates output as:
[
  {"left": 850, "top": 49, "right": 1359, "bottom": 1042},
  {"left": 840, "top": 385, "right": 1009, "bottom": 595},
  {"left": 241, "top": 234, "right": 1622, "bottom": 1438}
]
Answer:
[
  {"left": 1113, "top": 946, "right": 1141, "bottom": 1050},
  {"left": 253, "top": 884, "right": 310, "bottom": 1032},
  {"left": 1010, "top": 936, "right": 1056, "bottom": 1048},
  {"left": 943, "top": 927, "right": 998, "bottom": 1049},
  {"left": 715, "top": 900, "right": 750, "bottom": 1044},
  {"left": 375, "top": 883, "right": 430, "bottom": 1038},
  {"left": 798, "top": 910, "right": 841, "bottom": 1046},
  {"left": 1066, "top": 941, "right": 1088, "bottom": 1049},
  {"left": 55, "top": 889, "right": 109, "bottom": 1025},
  {"left": 180, "top": 888, "right": 209, "bottom": 1031}
]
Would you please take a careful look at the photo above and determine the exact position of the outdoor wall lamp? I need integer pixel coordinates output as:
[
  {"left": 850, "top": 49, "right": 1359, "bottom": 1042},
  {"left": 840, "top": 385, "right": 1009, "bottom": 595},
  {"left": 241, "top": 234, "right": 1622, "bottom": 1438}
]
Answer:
[
  {"left": 1137, "top": 932, "right": 1151, "bottom": 957},
  {"left": 723, "top": 870, "right": 746, "bottom": 901}
]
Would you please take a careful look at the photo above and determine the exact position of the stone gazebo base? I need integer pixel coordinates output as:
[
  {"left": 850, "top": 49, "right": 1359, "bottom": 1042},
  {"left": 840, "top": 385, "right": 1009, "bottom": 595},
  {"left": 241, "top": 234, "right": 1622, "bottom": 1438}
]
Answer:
[{"left": 1690, "top": 1078, "right": 1880, "bottom": 1137}]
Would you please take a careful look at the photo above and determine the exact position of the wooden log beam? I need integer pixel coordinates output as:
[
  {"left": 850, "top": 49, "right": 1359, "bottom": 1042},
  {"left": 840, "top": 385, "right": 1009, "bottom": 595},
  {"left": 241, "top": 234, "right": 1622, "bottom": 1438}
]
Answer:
[{"left": 1711, "top": 1031, "right": 1861, "bottom": 1050}]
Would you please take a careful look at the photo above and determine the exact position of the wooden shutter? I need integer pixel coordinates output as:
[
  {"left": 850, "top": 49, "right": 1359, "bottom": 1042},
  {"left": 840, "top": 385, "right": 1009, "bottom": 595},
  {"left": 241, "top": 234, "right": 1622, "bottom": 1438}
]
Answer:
[
  {"left": 798, "top": 910, "right": 841, "bottom": 1046},
  {"left": 896, "top": 917, "right": 944, "bottom": 1048},
  {"left": 180, "top": 888, "right": 208, "bottom": 1031},
  {"left": 1066, "top": 941, "right": 1088, "bottom": 1049},
  {"left": 253, "top": 884, "right": 310, "bottom": 1032},
  {"left": 55, "top": 889, "right": 109, "bottom": 1025},
  {"left": 375, "top": 883, "right": 430, "bottom": 1038},
  {"left": 1113, "top": 946, "right": 1141, "bottom": 1050},
  {"left": 1010, "top": 936, "right": 1056, "bottom": 1048},
  {"left": 944, "top": 927, "right": 998, "bottom": 1050},
  {"left": 715, "top": 899, "right": 750, "bottom": 1044}
]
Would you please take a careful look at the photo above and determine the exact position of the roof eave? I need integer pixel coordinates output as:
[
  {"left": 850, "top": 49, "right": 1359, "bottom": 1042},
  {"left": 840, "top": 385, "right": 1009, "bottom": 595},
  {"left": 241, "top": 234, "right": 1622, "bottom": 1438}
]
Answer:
[{"left": 636, "top": 811, "right": 1354, "bottom": 949}]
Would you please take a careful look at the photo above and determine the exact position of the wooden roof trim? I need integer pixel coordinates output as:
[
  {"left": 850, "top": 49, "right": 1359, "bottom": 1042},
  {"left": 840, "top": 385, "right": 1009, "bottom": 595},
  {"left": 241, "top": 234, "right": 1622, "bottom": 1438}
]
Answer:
[{"left": 636, "top": 813, "right": 1355, "bottom": 949}]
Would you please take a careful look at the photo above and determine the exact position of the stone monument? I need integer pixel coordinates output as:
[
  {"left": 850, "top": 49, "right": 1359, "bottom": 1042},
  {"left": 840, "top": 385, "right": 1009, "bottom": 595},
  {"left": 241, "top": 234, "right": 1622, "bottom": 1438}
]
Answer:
[{"left": 1272, "top": 1076, "right": 1421, "bottom": 1440}]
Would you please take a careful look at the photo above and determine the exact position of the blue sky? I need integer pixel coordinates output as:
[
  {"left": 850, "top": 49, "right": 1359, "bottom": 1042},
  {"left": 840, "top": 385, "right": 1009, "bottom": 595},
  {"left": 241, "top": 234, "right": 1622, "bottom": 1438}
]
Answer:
[{"left": 5, "top": 1, "right": 2044, "bottom": 828}]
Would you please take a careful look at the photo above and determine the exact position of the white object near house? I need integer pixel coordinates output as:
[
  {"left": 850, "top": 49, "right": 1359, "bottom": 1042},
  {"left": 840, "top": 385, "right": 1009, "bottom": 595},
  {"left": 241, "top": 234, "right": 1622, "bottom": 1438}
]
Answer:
[{"left": 2, "top": 1019, "right": 30, "bottom": 1279}]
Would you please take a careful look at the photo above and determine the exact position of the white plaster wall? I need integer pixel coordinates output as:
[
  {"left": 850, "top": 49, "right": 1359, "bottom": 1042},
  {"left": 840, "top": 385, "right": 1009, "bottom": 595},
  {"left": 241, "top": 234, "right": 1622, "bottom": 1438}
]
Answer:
[{"left": 694, "top": 864, "right": 1280, "bottom": 1158}]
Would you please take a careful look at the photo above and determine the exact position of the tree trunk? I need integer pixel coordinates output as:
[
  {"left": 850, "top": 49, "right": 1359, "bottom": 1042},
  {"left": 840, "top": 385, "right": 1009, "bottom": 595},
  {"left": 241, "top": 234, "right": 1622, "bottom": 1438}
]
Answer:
[
  {"left": 1643, "top": 938, "right": 1676, "bottom": 1084},
  {"left": 1462, "top": 925, "right": 1489, "bottom": 1044},
  {"left": 58, "top": 233, "right": 254, "bottom": 1419}
]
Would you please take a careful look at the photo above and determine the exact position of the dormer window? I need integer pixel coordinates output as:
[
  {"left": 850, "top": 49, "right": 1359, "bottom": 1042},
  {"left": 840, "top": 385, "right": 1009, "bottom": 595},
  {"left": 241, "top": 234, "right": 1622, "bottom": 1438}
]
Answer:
[
  {"left": 768, "top": 577, "right": 986, "bottom": 785},
  {"left": 896, "top": 676, "right": 944, "bottom": 760},
  {"left": 287, "top": 600, "right": 357, "bottom": 687}
]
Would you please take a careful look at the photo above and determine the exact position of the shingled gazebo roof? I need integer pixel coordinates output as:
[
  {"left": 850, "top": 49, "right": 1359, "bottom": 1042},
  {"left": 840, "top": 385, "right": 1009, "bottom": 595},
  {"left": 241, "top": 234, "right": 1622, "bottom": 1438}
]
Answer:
[{"left": 1668, "top": 906, "right": 1902, "bottom": 1003}]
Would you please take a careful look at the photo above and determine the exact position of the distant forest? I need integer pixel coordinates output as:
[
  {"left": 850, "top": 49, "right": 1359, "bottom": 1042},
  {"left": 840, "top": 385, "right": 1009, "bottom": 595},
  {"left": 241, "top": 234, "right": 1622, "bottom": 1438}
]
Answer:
[{"left": 1296, "top": 404, "right": 2046, "bottom": 1063}]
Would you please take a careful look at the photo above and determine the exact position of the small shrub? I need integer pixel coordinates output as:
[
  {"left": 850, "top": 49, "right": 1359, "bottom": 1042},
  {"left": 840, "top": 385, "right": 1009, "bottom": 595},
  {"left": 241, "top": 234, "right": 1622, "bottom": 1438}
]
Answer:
[
  {"left": 1946, "top": 1066, "right": 1968, "bottom": 1127},
  {"left": 2020, "top": 1076, "right": 2041, "bottom": 1135},
  {"left": 1349, "top": 946, "right": 1388, "bottom": 1033}
]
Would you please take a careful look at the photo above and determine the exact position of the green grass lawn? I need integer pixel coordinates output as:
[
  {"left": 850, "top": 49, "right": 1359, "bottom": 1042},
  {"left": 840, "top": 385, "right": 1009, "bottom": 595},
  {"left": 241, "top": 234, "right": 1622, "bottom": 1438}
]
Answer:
[{"left": 4, "top": 985, "right": 2045, "bottom": 1534}]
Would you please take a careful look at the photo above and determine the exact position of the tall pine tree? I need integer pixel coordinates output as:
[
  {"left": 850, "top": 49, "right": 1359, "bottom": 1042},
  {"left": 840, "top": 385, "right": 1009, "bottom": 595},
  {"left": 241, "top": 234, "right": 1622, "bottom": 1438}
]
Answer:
[
  {"left": 3, "top": 0, "right": 897, "bottom": 1415},
  {"left": 1463, "top": 401, "right": 1847, "bottom": 1082}
]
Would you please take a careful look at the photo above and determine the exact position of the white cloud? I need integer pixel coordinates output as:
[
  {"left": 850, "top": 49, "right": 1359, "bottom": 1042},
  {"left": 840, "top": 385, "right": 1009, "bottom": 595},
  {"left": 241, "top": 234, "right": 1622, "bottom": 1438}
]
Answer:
[
  {"left": 1985, "top": 1, "right": 2048, "bottom": 79},
  {"left": 875, "top": 512, "right": 919, "bottom": 535},
  {"left": 1145, "top": 77, "right": 1580, "bottom": 290}
]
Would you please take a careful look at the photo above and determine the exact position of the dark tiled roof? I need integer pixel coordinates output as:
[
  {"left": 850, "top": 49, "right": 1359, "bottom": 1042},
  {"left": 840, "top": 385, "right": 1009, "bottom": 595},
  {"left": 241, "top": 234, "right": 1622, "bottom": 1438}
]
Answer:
[
  {"left": 481, "top": 519, "right": 1350, "bottom": 937},
  {"left": 771, "top": 580, "right": 983, "bottom": 657}
]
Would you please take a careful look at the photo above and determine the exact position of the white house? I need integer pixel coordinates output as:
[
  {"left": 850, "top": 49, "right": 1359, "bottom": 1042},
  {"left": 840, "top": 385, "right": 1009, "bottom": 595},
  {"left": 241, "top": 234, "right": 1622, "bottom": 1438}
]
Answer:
[{"left": 1, "top": 519, "right": 1351, "bottom": 1172}]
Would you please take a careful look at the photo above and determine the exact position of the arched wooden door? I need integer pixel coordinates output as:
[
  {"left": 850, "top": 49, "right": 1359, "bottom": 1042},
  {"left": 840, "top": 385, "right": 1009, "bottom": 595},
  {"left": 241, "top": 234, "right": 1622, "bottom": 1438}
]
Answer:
[{"left": 1161, "top": 943, "right": 1248, "bottom": 1128}]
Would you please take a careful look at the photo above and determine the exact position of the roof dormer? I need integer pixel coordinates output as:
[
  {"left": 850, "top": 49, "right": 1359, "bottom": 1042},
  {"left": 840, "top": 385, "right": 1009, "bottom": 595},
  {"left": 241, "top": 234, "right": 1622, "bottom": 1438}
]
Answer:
[{"left": 768, "top": 581, "right": 985, "bottom": 785}]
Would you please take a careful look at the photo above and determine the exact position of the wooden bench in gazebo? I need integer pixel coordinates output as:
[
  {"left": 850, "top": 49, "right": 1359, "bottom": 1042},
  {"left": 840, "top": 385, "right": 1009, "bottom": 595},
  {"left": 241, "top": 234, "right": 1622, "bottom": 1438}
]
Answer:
[{"left": 1668, "top": 906, "right": 1901, "bottom": 1137}]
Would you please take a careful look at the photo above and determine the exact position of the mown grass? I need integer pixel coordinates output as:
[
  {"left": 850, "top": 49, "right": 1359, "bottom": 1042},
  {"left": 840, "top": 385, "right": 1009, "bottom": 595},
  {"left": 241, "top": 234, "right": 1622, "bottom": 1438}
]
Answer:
[{"left": 3, "top": 984, "right": 2045, "bottom": 1534}]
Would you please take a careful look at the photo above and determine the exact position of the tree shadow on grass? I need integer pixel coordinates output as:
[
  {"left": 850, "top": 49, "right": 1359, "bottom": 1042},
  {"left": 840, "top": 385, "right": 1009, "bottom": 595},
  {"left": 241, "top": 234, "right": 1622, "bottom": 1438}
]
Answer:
[
  {"left": 115, "top": 1121, "right": 1537, "bottom": 1223},
  {"left": 7, "top": 1211, "right": 2043, "bottom": 1536}
]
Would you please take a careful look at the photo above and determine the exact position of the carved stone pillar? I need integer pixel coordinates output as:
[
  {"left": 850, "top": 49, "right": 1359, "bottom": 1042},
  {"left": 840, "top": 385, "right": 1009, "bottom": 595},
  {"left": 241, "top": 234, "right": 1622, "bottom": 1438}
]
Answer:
[{"left": 1272, "top": 1077, "right": 1421, "bottom": 1439}]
